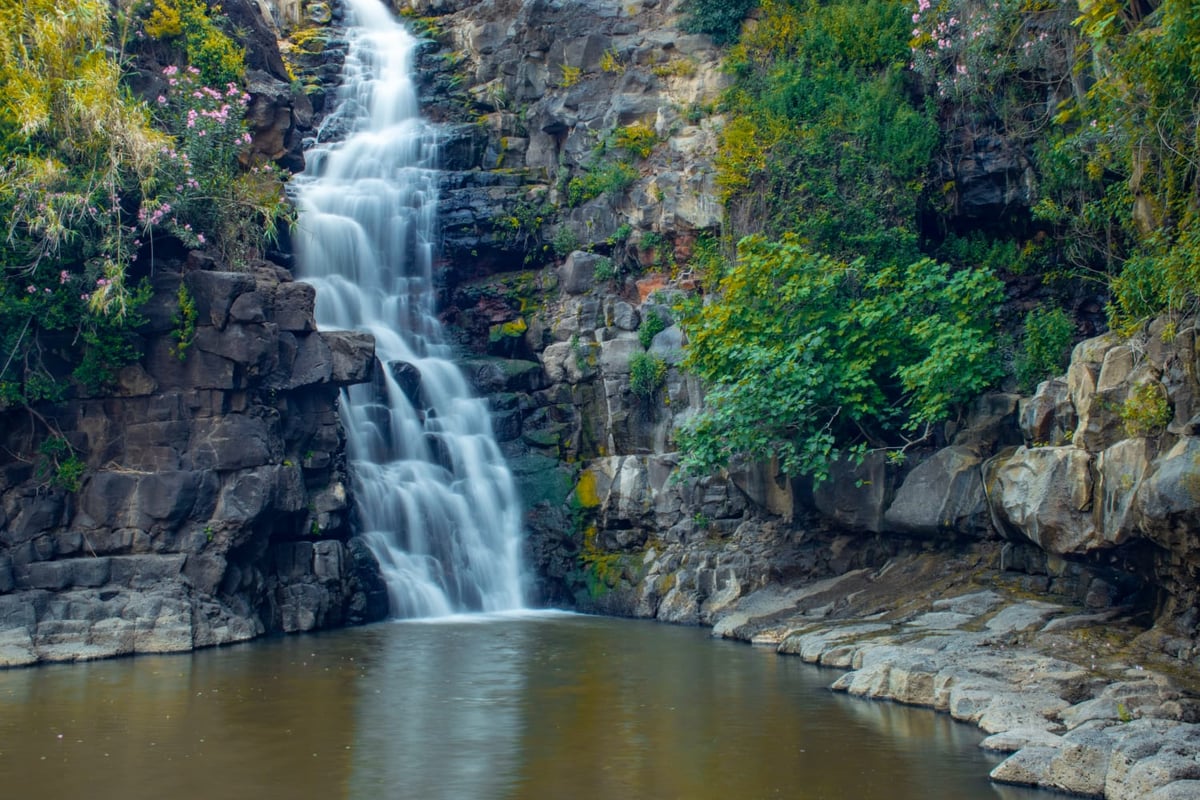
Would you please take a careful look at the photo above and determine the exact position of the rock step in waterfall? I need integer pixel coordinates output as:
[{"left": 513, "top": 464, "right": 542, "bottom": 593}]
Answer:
[{"left": 292, "top": 0, "right": 525, "bottom": 616}]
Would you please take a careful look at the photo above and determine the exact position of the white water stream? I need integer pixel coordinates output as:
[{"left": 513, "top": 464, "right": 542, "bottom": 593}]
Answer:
[{"left": 292, "top": 0, "right": 525, "bottom": 616}]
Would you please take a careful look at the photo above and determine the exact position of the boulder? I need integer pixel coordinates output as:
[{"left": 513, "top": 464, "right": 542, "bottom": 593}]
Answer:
[
  {"left": 1096, "top": 437, "right": 1156, "bottom": 546},
  {"left": 987, "top": 446, "right": 1100, "bottom": 554},
  {"left": 559, "top": 251, "right": 605, "bottom": 294},
  {"left": 884, "top": 445, "right": 989, "bottom": 536},
  {"left": 1020, "top": 378, "right": 1077, "bottom": 446},
  {"left": 813, "top": 452, "right": 891, "bottom": 533},
  {"left": 1135, "top": 436, "right": 1200, "bottom": 550},
  {"left": 323, "top": 330, "right": 375, "bottom": 385}
]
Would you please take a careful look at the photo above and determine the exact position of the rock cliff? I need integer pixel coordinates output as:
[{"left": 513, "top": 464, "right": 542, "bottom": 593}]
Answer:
[
  {"left": 0, "top": 254, "right": 389, "bottom": 666},
  {"left": 383, "top": 0, "right": 1198, "bottom": 656}
]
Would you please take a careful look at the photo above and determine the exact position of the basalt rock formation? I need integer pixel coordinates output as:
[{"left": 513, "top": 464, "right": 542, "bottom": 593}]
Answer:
[
  {"left": 382, "top": 0, "right": 1200, "bottom": 664},
  {"left": 0, "top": 256, "right": 388, "bottom": 667}
]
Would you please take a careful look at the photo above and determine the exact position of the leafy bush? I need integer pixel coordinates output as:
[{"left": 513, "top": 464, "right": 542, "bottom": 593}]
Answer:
[
  {"left": 600, "top": 48, "right": 624, "bottom": 74},
  {"left": 629, "top": 352, "right": 667, "bottom": 399},
  {"left": 559, "top": 63, "right": 581, "bottom": 88},
  {"left": 594, "top": 258, "right": 616, "bottom": 282},
  {"left": 1014, "top": 307, "right": 1074, "bottom": 391},
  {"left": 1121, "top": 381, "right": 1172, "bottom": 437},
  {"left": 552, "top": 226, "right": 580, "bottom": 257},
  {"left": 716, "top": 0, "right": 936, "bottom": 265},
  {"left": 613, "top": 123, "right": 657, "bottom": 160},
  {"left": 678, "top": 234, "right": 1003, "bottom": 483},
  {"left": 150, "top": 65, "right": 289, "bottom": 266},
  {"left": 679, "top": 0, "right": 758, "bottom": 45},
  {"left": 36, "top": 436, "right": 86, "bottom": 492},
  {"left": 638, "top": 310, "right": 667, "bottom": 349},
  {"left": 566, "top": 162, "right": 638, "bottom": 206},
  {"left": 142, "top": 0, "right": 245, "bottom": 86}
]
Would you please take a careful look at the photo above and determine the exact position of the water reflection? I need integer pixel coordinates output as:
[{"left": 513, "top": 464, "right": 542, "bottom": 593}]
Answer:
[{"left": 0, "top": 615, "right": 1048, "bottom": 800}]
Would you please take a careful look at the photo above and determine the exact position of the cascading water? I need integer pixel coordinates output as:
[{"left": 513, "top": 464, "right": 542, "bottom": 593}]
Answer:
[{"left": 291, "top": 0, "right": 525, "bottom": 616}]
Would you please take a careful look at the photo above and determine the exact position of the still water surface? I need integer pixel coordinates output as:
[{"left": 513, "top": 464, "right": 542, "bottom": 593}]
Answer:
[{"left": 0, "top": 613, "right": 1047, "bottom": 800}]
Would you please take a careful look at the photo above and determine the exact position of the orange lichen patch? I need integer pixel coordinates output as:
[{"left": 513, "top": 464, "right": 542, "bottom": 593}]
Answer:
[{"left": 636, "top": 274, "right": 671, "bottom": 303}]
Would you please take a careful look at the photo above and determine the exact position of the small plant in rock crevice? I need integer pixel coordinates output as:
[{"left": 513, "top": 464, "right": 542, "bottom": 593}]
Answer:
[
  {"left": 629, "top": 352, "right": 667, "bottom": 399},
  {"left": 36, "top": 435, "right": 86, "bottom": 492},
  {"left": 1014, "top": 306, "right": 1074, "bottom": 392},
  {"left": 170, "top": 282, "right": 198, "bottom": 360},
  {"left": 1120, "top": 381, "right": 1172, "bottom": 437},
  {"left": 638, "top": 310, "right": 667, "bottom": 349}
]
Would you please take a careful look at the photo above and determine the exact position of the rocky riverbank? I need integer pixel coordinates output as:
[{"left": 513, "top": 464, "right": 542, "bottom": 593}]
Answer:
[{"left": 694, "top": 546, "right": 1200, "bottom": 799}]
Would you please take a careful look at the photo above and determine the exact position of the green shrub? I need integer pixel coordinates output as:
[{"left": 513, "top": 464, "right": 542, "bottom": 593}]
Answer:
[
  {"left": 678, "top": 234, "right": 1003, "bottom": 483},
  {"left": 629, "top": 352, "right": 667, "bottom": 399},
  {"left": 638, "top": 310, "right": 667, "bottom": 349},
  {"left": 1121, "top": 381, "right": 1172, "bottom": 437},
  {"left": 679, "top": 0, "right": 757, "bottom": 45},
  {"left": 170, "top": 283, "right": 198, "bottom": 360},
  {"left": 715, "top": 0, "right": 935, "bottom": 264},
  {"left": 143, "top": 0, "right": 245, "bottom": 86},
  {"left": 612, "top": 123, "right": 657, "bottom": 160},
  {"left": 566, "top": 162, "right": 638, "bottom": 206},
  {"left": 552, "top": 226, "right": 580, "bottom": 257},
  {"left": 1014, "top": 307, "right": 1075, "bottom": 391},
  {"left": 594, "top": 258, "right": 616, "bottom": 282},
  {"left": 36, "top": 436, "right": 86, "bottom": 492}
]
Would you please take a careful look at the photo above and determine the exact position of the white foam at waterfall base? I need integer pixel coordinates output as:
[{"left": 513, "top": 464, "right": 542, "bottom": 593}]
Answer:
[{"left": 291, "top": 0, "right": 525, "bottom": 616}]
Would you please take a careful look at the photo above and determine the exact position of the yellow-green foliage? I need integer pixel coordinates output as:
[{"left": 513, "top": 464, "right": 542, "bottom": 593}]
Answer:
[
  {"left": 488, "top": 316, "right": 528, "bottom": 343},
  {"left": 651, "top": 58, "right": 697, "bottom": 79},
  {"left": 714, "top": 116, "right": 771, "bottom": 203},
  {"left": 1032, "top": 0, "right": 1200, "bottom": 330},
  {"left": 0, "top": 0, "right": 163, "bottom": 298},
  {"left": 1120, "top": 382, "right": 1172, "bottom": 437},
  {"left": 559, "top": 63, "right": 581, "bottom": 88},
  {"left": 144, "top": 0, "right": 183, "bottom": 38},
  {"left": 139, "top": 0, "right": 245, "bottom": 85},
  {"left": 600, "top": 48, "right": 624, "bottom": 74},
  {"left": 579, "top": 525, "right": 624, "bottom": 594},
  {"left": 613, "top": 123, "right": 657, "bottom": 160},
  {"left": 715, "top": 0, "right": 933, "bottom": 264},
  {"left": 170, "top": 282, "right": 198, "bottom": 360}
]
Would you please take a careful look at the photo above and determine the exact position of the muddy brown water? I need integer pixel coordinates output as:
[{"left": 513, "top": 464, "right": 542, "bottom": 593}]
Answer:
[{"left": 0, "top": 613, "right": 1050, "bottom": 799}]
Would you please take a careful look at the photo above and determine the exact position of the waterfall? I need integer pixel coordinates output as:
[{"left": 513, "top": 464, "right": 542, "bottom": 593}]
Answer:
[{"left": 292, "top": 0, "right": 525, "bottom": 616}]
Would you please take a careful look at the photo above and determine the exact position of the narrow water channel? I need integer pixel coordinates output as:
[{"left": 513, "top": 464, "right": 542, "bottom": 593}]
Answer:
[{"left": 0, "top": 615, "right": 1046, "bottom": 800}]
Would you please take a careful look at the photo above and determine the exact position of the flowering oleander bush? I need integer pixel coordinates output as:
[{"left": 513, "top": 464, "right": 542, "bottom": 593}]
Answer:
[
  {"left": 148, "top": 65, "right": 289, "bottom": 264},
  {"left": 0, "top": 0, "right": 286, "bottom": 408},
  {"left": 908, "top": 0, "right": 1074, "bottom": 113}
]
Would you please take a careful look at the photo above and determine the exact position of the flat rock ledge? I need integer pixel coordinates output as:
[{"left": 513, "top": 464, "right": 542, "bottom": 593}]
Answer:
[{"left": 705, "top": 554, "right": 1200, "bottom": 799}]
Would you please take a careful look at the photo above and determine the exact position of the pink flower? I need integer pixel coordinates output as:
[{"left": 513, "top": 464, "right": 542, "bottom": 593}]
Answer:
[
  {"left": 25, "top": 285, "right": 35, "bottom": 294},
  {"left": 197, "top": 234, "right": 206, "bottom": 244},
  {"left": 59, "top": 270, "right": 69, "bottom": 284},
  {"left": 157, "top": 95, "right": 167, "bottom": 104},
  {"left": 163, "top": 65, "right": 178, "bottom": 76}
]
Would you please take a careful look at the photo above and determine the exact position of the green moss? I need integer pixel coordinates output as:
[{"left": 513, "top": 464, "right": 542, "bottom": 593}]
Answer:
[{"left": 488, "top": 317, "right": 527, "bottom": 343}]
